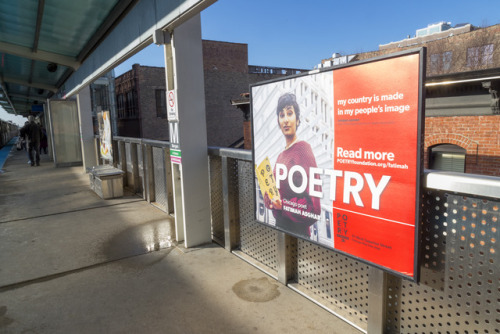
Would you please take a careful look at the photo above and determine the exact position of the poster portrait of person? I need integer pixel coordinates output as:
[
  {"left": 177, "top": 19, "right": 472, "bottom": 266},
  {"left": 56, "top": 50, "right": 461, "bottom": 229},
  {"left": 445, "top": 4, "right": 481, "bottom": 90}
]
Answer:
[
  {"left": 264, "top": 93, "right": 322, "bottom": 237},
  {"left": 252, "top": 72, "right": 334, "bottom": 242}
]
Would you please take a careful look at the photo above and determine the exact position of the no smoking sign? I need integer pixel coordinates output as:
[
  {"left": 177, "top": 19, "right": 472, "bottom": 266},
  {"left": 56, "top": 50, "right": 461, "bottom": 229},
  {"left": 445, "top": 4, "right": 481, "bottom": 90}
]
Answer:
[{"left": 167, "top": 90, "right": 178, "bottom": 121}]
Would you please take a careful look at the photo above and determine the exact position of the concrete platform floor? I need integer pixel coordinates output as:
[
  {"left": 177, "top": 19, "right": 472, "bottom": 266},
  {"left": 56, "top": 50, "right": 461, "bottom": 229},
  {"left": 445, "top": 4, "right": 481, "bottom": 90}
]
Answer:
[{"left": 0, "top": 146, "right": 361, "bottom": 334}]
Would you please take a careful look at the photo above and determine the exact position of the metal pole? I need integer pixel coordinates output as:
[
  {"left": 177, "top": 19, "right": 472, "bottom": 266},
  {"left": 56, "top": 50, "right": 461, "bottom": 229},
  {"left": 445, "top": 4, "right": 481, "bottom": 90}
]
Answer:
[{"left": 367, "top": 267, "right": 387, "bottom": 334}]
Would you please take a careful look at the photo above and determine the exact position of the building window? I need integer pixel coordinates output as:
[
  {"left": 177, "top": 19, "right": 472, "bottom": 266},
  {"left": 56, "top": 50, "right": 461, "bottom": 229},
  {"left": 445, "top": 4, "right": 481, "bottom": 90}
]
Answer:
[
  {"left": 117, "top": 94, "right": 125, "bottom": 119},
  {"left": 430, "top": 51, "right": 452, "bottom": 73},
  {"left": 125, "top": 91, "right": 138, "bottom": 118},
  {"left": 116, "top": 91, "right": 138, "bottom": 119},
  {"left": 93, "top": 85, "right": 110, "bottom": 111},
  {"left": 155, "top": 89, "right": 167, "bottom": 118},
  {"left": 442, "top": 51, "right": 452, "bottom": 71},
  {"left": 467, "top": 44, "right": 494, "bottom": 67},
  {"left": 429, "top": 144, "right": 466, "bottom": 172}
]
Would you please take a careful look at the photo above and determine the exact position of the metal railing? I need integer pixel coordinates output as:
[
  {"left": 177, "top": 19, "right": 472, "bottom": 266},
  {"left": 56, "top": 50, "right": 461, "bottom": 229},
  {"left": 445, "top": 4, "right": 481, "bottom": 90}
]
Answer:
[
  {"left": 208, "top": 147, "right": 500, "bottom": 334},
  {"left": 97, "top": 136, "right": 174, "bottom": 214},
  {"left": 102, "top": 137, "right": 499, "bottom": 334}
]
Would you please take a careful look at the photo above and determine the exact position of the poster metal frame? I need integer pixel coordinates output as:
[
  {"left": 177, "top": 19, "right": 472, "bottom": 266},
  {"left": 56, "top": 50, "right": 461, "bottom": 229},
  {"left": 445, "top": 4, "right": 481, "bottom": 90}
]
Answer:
[{"left": 250, "top": 48, "right": 426, "bottom": 282}]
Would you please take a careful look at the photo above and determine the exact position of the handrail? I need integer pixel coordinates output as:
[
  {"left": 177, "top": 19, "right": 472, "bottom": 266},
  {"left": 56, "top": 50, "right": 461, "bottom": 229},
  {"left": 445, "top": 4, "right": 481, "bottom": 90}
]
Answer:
[
  {"left": 111, "top": 137, "right": 500, "bottom": 200},
  {"left": 207, "top": 146, "right": 252, "bottom": 161},
  {"left": 425, "top": 170, "right": 500, "bottom": 199},
  {"left": 112, "top": 136, "right": 171, "bottom": 148},
  {"left": 207, "top": 146, "right": 500, "bottom": 200}
]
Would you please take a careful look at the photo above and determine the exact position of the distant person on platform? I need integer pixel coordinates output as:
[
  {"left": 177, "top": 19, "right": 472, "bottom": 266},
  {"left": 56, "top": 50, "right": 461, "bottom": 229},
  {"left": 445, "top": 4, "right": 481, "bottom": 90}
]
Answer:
[
  {"left": 26, "top": 116, "right": 42, "bottom": 166},
  {"left": 19, "top": 121, "right": 31, "bottom": 164}
]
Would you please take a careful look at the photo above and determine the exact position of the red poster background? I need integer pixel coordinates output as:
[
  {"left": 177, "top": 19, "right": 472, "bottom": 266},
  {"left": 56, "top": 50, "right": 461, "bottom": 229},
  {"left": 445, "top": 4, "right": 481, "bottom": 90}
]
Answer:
[{"left": 332, "top": 54, "right": 420, "bottom": 277}]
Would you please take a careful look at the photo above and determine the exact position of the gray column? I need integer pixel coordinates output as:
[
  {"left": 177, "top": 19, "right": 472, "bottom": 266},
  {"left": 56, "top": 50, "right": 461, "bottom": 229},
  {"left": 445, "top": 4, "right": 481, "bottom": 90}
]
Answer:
[
  {"left": 77, "top": 86, "right": 97, "bottom": 171},
  {"left": 168, "top": 14, "right": 211, "bottom": 247},
  {"left": 367, "top": 267, "right": 387, "bottom": 334}
]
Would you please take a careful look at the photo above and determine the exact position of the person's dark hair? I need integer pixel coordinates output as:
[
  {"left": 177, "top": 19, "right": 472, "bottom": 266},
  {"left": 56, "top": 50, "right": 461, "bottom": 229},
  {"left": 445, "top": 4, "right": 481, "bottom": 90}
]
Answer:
[{"left": 276, "top": 93, "right": 300, "bottom": 127}]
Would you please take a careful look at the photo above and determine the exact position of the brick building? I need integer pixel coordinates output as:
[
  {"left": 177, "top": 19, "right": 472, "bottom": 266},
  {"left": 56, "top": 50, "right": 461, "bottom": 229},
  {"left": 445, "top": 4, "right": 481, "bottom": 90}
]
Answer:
[
  {"left": 115, "top": 64, "right": 170, "bottom": 140},
  {"left": 321, "top": 23, "right": 500, "bottom": 176},
  {"left": 202, "top": 40, "right": 249, "bottom": 147},
  {"left": 115, "top": 41, "right": 306, "bottom": 146},
  {"left": 203, "top": 40, "right": 305, "bottom": 147}
]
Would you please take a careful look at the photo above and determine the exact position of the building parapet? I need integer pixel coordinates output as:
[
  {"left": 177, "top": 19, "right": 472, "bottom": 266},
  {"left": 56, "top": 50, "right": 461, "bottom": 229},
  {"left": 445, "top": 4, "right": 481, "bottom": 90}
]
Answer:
[{"left": 379, "top": 23, "right": 474, "bottom": 50}]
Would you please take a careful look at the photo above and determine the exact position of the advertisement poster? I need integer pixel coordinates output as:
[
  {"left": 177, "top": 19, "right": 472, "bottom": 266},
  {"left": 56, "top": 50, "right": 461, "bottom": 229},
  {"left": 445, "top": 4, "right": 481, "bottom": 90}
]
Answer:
[
  {"left": 251, "top": 50, "right": 424, "bottom": 280},
  {"left": 98, "top": 111, "right": 113, "bottom": 161}
]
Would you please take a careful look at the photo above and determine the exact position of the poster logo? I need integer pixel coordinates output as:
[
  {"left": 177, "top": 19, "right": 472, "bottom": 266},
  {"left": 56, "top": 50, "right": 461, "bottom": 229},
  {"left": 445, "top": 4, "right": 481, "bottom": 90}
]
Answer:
[{"left": 336, "top": 213, "right": 349, "bottom": 242}]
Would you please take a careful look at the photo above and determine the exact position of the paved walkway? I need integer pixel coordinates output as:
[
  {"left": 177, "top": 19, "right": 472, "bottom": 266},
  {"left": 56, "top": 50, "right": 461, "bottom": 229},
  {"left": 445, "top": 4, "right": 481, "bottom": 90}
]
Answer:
[{"left": 0, "top": 145, "right": 361, "bottom": 334}]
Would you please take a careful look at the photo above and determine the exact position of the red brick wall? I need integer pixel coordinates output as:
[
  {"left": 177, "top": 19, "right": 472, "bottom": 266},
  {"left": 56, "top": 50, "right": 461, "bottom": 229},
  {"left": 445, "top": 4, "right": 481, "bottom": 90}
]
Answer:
[
  {"left": 116, "top": 42, "right": 305, "bottom": 147},
  {"left": 425, "top": 115, "right": 500, "bottom": 176},
  {"left": 203, "top": 41, "right": 250, "bottom": 147},
  {"left": 136, "top": 65, "right": 170, "bottom": 141},
  {"left": 115, "top": 65, "right": 170, "bottom": 140},
  {"left": 203, "top": 40, "right": 248, "bottom": 73},
  {"left": 115, "top": 67, "right": 139, "bottom": 138},
  {"left": 353, "top": 24, "right": 500, "bottom": 75}
]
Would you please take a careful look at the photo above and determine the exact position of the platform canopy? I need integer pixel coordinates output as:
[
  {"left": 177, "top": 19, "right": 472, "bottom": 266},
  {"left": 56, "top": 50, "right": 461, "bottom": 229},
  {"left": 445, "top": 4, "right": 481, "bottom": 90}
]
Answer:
[{"left": 0, "top": 0, "right": 215, "bottom": 117}]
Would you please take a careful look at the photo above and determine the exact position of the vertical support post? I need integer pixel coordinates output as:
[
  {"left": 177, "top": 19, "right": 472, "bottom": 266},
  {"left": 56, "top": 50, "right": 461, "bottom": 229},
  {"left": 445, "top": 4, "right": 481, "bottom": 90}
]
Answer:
[
  {"left": 112, "top": 140, "right": 119, "bottom": 167},
  {"left": 94, "top": 136, "right": 100, "bottom": 165},
  {"left": 367, "top": 267, "right": 388, "bottom": 334},
  {"left": 277, "top": 232, "right": 297, "bottom": 285},
  {"left": 138, "top": 142, "right": 144, "bottom": 199},
  {"left": 144, "top": 143, "right": 155, "bottom": 203},
  {"left": 76, "top": 86, "right": 97, "bottom": 172},
  {"left": 45, "top": 99, "right": 54, "bottom": 160},
  {"left": 164, "top": 147, "right": 174, "bottom": 214},
  {"left": 118, "top": 141, "right": 127, "bottom": 187},
  {"left": 171, "top": 163, "right": 184, "bottom": 241},
  {"left": 166, "top": 14, "right": 211, "bottom": 247},
  {"left": 130, "top": 142, "right": 139, "bottom": 193},
  {"left": 222, "top": 156, "right": 239, "bottom": 251}
]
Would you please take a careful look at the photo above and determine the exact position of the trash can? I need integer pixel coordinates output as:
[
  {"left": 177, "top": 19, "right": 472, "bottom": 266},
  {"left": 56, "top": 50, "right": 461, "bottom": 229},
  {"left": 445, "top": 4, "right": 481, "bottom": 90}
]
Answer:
[{"left": 88, "top": 165, "right": 125, "bottom": 199}]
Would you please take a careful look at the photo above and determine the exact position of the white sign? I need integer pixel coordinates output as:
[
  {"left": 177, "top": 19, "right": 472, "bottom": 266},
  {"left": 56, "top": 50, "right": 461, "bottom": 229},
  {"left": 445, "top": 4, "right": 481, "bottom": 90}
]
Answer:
[
  {"left": 169, "top": 121, "right": 180, "bottom": 150},
  {"left": 167, "top": 90, "right": 178, "bottom": 121}
]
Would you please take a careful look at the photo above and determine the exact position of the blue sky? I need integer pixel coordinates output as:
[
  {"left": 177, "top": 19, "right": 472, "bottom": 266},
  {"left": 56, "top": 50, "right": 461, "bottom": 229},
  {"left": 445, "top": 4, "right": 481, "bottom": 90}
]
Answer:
[
  {"left": 2, "top": 0, "right": 499, "bottom": 125},
  {"left": 114, "top": 0, "right": 499, "bottom": 74}
]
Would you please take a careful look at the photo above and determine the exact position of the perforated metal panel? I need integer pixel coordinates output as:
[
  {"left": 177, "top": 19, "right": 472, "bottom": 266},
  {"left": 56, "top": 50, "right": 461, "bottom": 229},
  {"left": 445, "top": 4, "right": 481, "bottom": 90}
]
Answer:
[
  {"left": 421, "top": 192, "right": 448, "bottom": 267},
  {"left": 152, "top": 147, "right": 168, "bottom": 212},
  {"left": 209, "top": 155, "right": 224, "bottom": 243},
  {"left": 296, "top": 240, "right": 370, "bottom": 329},
  {"left": 137, "top": 144, "right": 144, "bottom": 195},
  {"left": 117, "top": 142, "right": 124, "bottom": 171},
  {"left": 125, "top": 142, "right": 134, "bottom": 186},
  {"left": 385, "top": 191, "right": 500, "bottom": 334},
  {"left": 137, "top": 144, "right": 144, "bottom": 175},
  {"left": 206, "top": 150, "right": 500, "bottom": 334},
  {"left": 238, "top": 160, "right": 278, "bottom": 270}
]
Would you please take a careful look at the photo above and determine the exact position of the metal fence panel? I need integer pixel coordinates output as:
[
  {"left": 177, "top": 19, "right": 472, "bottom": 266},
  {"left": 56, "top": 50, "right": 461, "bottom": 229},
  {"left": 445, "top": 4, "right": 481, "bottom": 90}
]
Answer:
[
  {"left": 113, "top": 141, "right": 500, "bottom": 334},
  {"left": 137, "top": 143, "right": 144, "bottom": 197},
  {"left": 295, "top": 240, "right": 370, "bottom": 330},
  {"left": 152, "top": 146, "right": 168, "bottom": 212},
  {"left": 238, "top": 160, "right": 278, "bottom": 271},
  {"left": 385, "top": 191, "right": 500, "bottom": 333},
  {"left": 209, "top": 155, "right": 224, "bottom": 243},
  {"left": 125, "top": 142, "right": 133, "bottom": 187}
]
